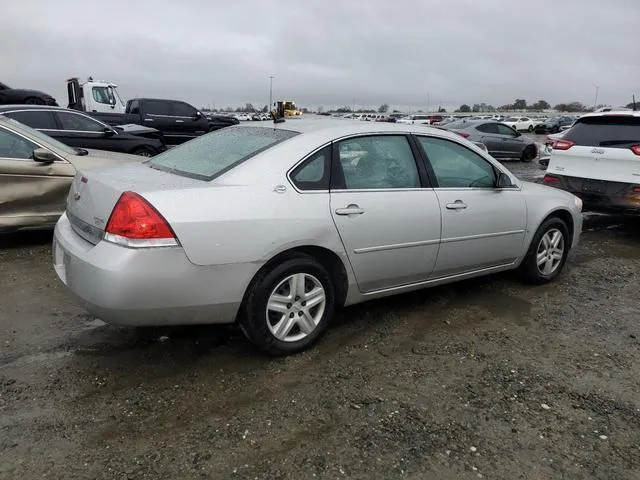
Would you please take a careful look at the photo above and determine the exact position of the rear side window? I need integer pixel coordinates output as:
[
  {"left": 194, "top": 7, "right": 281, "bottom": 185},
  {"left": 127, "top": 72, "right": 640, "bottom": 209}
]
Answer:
[
  {"left": 150, "top": 126, "right": 299, "bottom": 180},
  {"left": 445, "top": 121, "right": 470, "bottom": 130},
  {"left": 290, "top": 146, "right": 331, "bottom": 190},
  {"left": 4, "top": 110, "right": 57, "bottom": 129},
  {"left": 563, "top": 116, "right": 640, "bottom": 148},
  {"left": 476, "top": 123, "right": 499, "bottom": 134}
]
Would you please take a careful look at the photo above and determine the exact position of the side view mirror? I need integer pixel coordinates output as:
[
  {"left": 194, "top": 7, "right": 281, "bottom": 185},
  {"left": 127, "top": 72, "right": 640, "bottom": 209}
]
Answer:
[
  {"left": 194, "top": 111, "right": 202, "bottom": 120},
  {"left": 102, "top": 127, "right": 115, "bottom": 137},
  {"left": 496, "top": 172, "right": 515, "bottom": 188},
  {"left": 32, "top": 148, "right": 56, "bottom": 164}
]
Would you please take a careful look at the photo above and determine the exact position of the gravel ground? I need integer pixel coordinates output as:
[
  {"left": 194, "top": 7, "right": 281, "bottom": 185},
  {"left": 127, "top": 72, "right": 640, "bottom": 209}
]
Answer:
[{"left": 1, "top": 159, "right": 639, "bottom": 480}]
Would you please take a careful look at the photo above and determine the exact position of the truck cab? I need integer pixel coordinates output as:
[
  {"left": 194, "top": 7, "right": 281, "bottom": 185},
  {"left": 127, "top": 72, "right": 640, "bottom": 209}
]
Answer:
[{"left": 67, "top": 77, "right": 126, "bottom": 114}]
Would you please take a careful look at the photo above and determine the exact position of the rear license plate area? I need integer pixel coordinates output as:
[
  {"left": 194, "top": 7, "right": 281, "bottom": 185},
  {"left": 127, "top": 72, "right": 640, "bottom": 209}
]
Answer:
[{"left": 582, "top": 179, "right": 607, "bottom": 194}]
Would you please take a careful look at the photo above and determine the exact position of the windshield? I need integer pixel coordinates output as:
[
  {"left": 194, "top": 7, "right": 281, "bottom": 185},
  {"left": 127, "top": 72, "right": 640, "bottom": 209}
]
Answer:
[
  {"left": 150, "top": 126, "right": 299, "bottom": 180},
  {"left": 112, "top": 87, "right": 125, "bottom": 107},
  {"left": 2, "top": 116, "right": 76, "bottom": 155},
  {"left": 505, "top": 117, "right": 518, "bottom": 121}
]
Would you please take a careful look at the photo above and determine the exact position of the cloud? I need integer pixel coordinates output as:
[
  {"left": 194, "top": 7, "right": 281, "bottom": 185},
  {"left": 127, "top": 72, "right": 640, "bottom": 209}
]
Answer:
[{"left": 2, "top": 0, "right": 638, "bottom": 110}]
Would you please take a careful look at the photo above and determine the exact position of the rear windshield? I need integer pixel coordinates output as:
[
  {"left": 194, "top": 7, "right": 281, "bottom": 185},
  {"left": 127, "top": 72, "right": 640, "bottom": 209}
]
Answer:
[
  {"left": 149, "top": 126, "right": 299, "bottom": 180},
  {"left": 563, "top": 116, "right": 640, "bottom": 148}
]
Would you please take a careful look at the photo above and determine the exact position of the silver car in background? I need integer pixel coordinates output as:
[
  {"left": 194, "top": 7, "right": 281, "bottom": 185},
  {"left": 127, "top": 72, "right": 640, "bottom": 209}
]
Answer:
[{"left": 53, "top": 120, "right": 582, "bottom": 355}]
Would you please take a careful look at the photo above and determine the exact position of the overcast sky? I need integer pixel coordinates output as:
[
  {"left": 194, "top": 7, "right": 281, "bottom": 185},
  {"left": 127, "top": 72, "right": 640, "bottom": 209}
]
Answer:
[{"left": 2, "top": 0, "right": 639, "bottom": 111}]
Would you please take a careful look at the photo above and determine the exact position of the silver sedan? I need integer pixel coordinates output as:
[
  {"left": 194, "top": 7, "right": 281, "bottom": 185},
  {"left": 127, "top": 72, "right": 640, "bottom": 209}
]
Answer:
[{"left": 53, "top": 120, "right": 583, "bottom": 355}]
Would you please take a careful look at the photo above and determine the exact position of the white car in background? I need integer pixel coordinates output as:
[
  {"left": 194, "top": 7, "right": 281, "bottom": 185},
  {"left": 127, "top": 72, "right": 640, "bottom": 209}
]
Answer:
[
  {"left": 234, "top": 113, "right": 252, "bottom": 121},
  {"left": 543, "top": 111, "right": 640, "bottom": 213},
  {"left": 396, "top": 114, "right": 431, "bottom": 125},
  {"left": 502, "top": 117, "right": 535, "bottom": 132}
]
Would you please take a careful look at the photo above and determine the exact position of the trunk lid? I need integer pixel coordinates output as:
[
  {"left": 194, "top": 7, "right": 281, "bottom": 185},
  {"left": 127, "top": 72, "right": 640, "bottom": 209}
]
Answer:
[{"left": 66, "top": 161, "right": 204, "bottom": 244}]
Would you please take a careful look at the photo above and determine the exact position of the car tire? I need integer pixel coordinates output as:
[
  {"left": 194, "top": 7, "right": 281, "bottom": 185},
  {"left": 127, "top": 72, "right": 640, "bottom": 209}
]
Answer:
[
  {"left": 521, "top": 145, "right": 536, "bottom": 162},
  {"left": 528, "top": 125, "right": 533, "bottom": 132},
  {"left": 24, "top": 97, "right": 45, "bottom": 105},
  {"left": 519, "top": 217, "right": 570, "bottom": 284},
  {"left": 240, "top": 254, "right": 336, "bottom": 355},
  {"left": 131, "top": 147, "right": 155, "bottom": 157}
]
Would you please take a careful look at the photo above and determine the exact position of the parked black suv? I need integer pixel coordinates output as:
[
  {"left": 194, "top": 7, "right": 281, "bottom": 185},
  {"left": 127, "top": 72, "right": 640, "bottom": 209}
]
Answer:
[
  {"left": 0, "top": 105, "right": 166, "bottom": 156},
  {"left": 0, "top": 82, "right": 57, "bottom": 106}
]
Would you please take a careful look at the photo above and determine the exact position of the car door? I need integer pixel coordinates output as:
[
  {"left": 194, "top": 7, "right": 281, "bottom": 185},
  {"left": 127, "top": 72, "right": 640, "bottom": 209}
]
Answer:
[
  {"left": 0, "top": 125, "right": 75, "bottom": 227},
  {"left": 140, "top": 100, "right": 181, "bottom": 145},
  {"left": 496, "top": 123, "right": 526, "bottom": 158},
  {"left": 474, "top": 122, "right": 503, "bottom": 157},
  {"left": 329, "top": 134, "right": 442, "bottom": 292},
  {"left": 170, "top": 101, "right": 209, "bottom": 141},
  {"left": 53, "top": 111, "right": 111, "bottom": 150},
  {"left": 415, "top": 135, "right": 526, "bottom": 276}
]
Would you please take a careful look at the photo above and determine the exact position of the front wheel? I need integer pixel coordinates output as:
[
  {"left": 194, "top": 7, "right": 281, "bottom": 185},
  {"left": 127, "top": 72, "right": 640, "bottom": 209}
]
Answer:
[
  {"left": 519, "top": 217, "right": 570, "bottom": 284},
  {"left": 240, "top": 254, "right": 335, "bottom": 355},
  {"left": 528, "top": 125, "right": 534, "bottom": 132}
]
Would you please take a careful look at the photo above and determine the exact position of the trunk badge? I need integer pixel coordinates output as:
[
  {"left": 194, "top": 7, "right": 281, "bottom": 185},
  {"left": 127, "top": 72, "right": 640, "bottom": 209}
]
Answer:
[{"left": 591, "top": 148, "right": 605, "bottom": 154}]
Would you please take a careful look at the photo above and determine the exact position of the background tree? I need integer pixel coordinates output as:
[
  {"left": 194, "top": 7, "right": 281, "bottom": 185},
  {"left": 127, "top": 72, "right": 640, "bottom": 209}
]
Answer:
[
  {"left": 438, "top": 107, "right": 447, "bottom": 113},
  {"left": 244, "top": 103, "right": 255, "bottom": 113},
  {"left": 531, "top": 100, "right": 550, "bottom": 110},
  {"left": 626, "top": 101, "right": 637, "bottom": 109},
  {"left": 378, "top": 103, "right": 389, "bottom": 113},
  {"left": 261, "top": 105, "right": 268, "bottom": 113},
  {"left": 513, "top": 99, "right": 527, "bottom": 110},
  {"left": 472, "top": 104, "right": 481, "bottom": 112},
  {"left": 554, "top": 101, "right": 587, "bottom": 113},
  {"left": 457, "top": 104, "right": 471, "bottom": 113},
  {"left": 317, "top": 106, "right": 324, "bottom": 113}
]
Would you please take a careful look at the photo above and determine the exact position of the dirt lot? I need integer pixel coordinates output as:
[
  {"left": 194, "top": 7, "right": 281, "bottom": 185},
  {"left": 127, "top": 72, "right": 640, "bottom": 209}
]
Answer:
[{"left": 1, "top": 159, "right": 640, "bottom": 480}]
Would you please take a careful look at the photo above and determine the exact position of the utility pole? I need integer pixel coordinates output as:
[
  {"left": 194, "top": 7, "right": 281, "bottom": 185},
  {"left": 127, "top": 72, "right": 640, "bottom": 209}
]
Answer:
[
  {"left": 268, "top": 75, "right": 274, "bottom": 113},
  {"left": 593, "top": 85, "right": 599, "bottom": 109}
]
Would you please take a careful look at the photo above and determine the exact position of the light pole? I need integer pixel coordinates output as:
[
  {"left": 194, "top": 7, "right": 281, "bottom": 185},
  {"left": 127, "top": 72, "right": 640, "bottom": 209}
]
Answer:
[
  {"left": 593, "top": 85, "right": 599, "bottom": 109},
  {"left": 268, "top": 75, "right": 274, "bottom": 112}
]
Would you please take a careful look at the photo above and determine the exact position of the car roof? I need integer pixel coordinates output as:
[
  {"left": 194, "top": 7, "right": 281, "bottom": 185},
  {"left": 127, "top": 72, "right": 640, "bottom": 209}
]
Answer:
[
  {"left": 0, "top": 104, "right": 82, "bottom": 113},
  {"left": 576, "top": 110, "right": 640, "bottom": 119},
  {"left": 238, "top": 118, "right": 471, "bottom": 144}
]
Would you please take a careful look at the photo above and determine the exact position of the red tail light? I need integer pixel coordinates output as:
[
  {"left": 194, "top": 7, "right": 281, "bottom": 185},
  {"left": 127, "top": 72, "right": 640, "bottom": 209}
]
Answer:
[
  {"left": 633, "top": 186, "right": 640, "bottom": 193},
  {"left": 457, "top": 132, "right": 470, "bottom": 139},
  {"left": 105, "top": 191, "right": 177, "bottom": 247},
  {"left": 552, "top": 139, "right": 575, "bottom": 150},
  {"left": 543, "top": 175, "right": 560, "bottom": 184},
  {"left": 631, "top": 145, "right": 640, "bottom": 156}
]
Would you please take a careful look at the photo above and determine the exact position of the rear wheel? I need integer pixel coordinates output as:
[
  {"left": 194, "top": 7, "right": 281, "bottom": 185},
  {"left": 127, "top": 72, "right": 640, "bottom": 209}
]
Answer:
[
  {"left": 24, "top": 97, "right": 44, "bottom": 105},
  {"left": 240, "top": 254, "right": 335, "bottom": 355},
  {"left": 131, "top": 147, "right": 155, "bottom": 157},
  {"left": 520, "top": 217, "right": 570, "bottom": 284},
  {"left": 528, "top": 125, "right": 534, "bottom": 132},
  {"left": 521, "top": 145, "right": 536, "bottom": 162}
]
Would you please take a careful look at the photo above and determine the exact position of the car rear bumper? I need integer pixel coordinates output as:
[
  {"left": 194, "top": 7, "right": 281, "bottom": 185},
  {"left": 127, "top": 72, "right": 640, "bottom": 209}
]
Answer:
[
  {"left": 545, "top": 175, "right": 640, "bottom": 213},
  {"left": 53, "top": 213, "right": 257, "bottom": 326}
]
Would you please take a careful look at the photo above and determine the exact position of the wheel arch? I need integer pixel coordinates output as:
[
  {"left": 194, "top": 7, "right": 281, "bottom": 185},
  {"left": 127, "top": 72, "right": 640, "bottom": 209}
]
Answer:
[
  {"left": 527, "top": 208, "right": 575, "bottom": 252},
  {"left": 240, "top": 245, "right": 350, "bottom": 314}
]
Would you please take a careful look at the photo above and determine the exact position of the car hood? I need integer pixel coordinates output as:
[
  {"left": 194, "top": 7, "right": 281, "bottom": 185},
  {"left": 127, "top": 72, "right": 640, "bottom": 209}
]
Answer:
[
  {"left": 66, "top": 149, "right": 142, "bottom": 170},
  {"left": 114, "top": 124, "right": 159, "bottom": 135},
  {"left": 520, "top": 180, "right": 577, "bottom": 203}
]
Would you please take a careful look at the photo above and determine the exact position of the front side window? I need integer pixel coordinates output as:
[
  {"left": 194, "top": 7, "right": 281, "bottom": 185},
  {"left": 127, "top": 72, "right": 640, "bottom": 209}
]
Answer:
[
  {"left": 144, "top": 100, "right": 171, "bottom": 115},
  {"left": 172, "top": 102, "right": 197, "bottom": 117},
  {"left": 290, "top": 146, "right": 330, "bottom": 190},
  {"left": 476, "top": 123, "right": 499, "bottom": 134},
  {"left": 56, "top": 112, "right": 105, "bottom": 132},
  {"left": 92, "top": 87, "right": 114, "bottom": 105},
  {"left": 417, "top": 136, "right": 496, "bottom": 188},
  {"left": 150, "top": 126, "right": 299, "bottom": 181},
  {"left": 4, "top": 110, "right": 57, "bottom": 130},
  {"left": 335, "top": 135, "right": 420, "bottom": 190},
  {"left": 0, "top": 127, "right": 38, "bottom": 159}
]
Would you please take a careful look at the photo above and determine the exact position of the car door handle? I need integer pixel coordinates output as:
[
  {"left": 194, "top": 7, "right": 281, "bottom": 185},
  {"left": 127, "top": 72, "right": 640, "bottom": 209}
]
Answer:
[
  {"left": 175, "top": 120, "right": 184, "bottom": 123},
  {"left": 335, "top": 205, "right": 365, "bottom": 216},
  {"left": 446, "top": 200, "right": 467, "bottom": 210}
]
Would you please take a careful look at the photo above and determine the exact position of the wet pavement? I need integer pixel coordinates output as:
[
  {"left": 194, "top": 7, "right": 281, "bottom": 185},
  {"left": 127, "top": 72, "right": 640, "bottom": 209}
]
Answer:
[{"left": 1, "top": 160, "right": 640, "bottom": 479}]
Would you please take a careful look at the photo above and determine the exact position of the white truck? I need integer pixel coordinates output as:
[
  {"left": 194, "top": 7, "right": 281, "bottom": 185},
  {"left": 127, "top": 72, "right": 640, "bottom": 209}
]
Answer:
[{"left": 66, "top": 77, "right": 127, "bottom": 114}]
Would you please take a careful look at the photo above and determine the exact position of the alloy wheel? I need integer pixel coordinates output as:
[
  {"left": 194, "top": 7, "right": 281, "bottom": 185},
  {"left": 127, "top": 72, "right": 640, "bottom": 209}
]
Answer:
[
  {"left": 536, "top": 228, "right": 565, "bottom": 275},
  {"left": 266, "top": 273, "right": 326, "bottom": 342}
]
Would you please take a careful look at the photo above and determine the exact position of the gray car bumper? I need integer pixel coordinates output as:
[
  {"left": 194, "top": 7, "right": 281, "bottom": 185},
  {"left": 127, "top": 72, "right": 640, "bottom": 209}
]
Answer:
[{"left": 53, "top": 213, "right": 255, "bottom": 326}]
